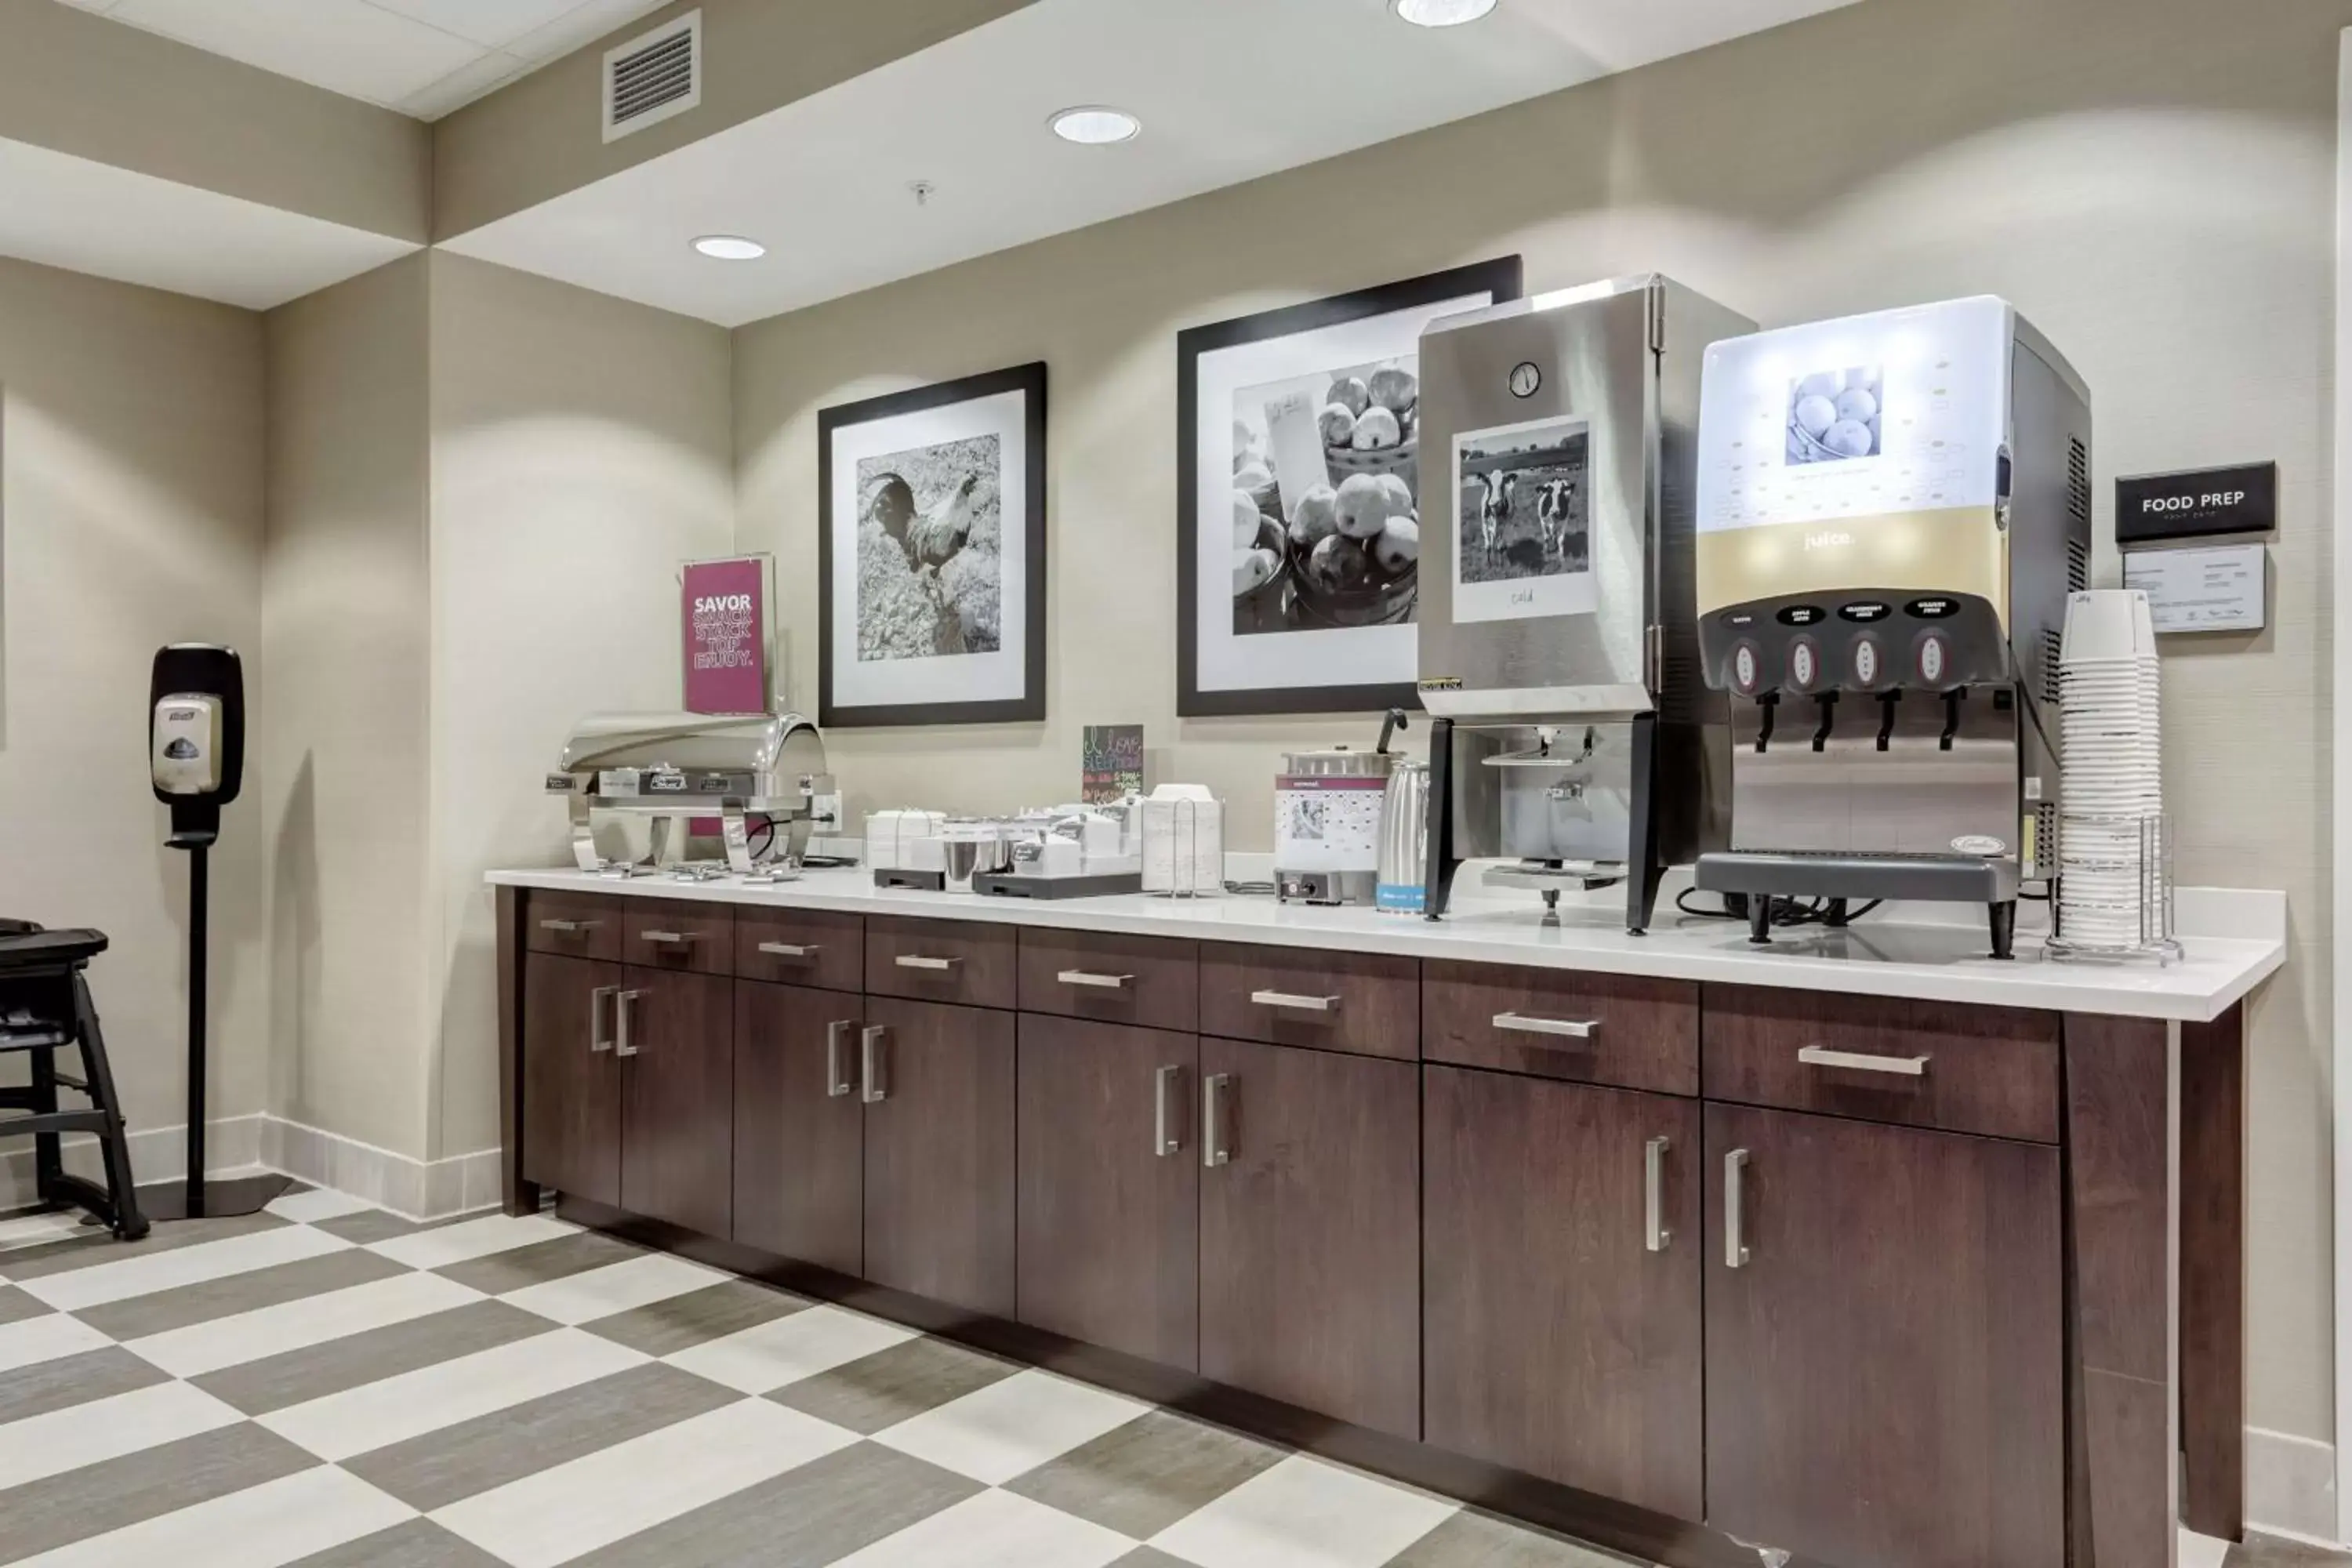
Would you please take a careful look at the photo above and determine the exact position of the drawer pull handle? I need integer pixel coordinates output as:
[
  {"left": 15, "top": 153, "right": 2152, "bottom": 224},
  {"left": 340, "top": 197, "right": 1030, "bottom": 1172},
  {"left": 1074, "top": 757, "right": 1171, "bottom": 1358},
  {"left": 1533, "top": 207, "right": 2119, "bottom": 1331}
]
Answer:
[
  {"left": 1250, "top": 989, "right": 1338, "bottom": 1013},
  {"left": 1058, "top": 969, "right": 1134, "bottom": 990},
  {"left": 1154, "top": 1064, "right": 1184, "bottom": 1156},
  {"left": 588, "top": 985, "right": 618, "bottom": 1053},
  {"left": 861, "top": 1025, "right": 889, "bottom": 1103},
  {"left": 826, "top": 1021, "right": 858, "bottom": 1098},
  {"left": 1202, "top": 1073, "right": 1232, "bottom": 1167},
  {"left": 615, "top": 989, "right": 648, "bottom": 1058},
  {"left": 1644, "top": 1135, "right": 1671, "bottom": 1254},
  {"left": 759, "top": 942, "right": 821, "bottom": 960},
  {"left": 1724, "top": 1149, "right": 1751, "bottom": 1269},
  {"left": 641, "top": 930, "right": 701, "bottom": 946},
  {"left": 1494, "top": 1011, "right": 1599, "bottom": 1040},
  {"left": 539, "top": 918, "right": 602, "bottom": 934},
  {"left": 895, "top": 954, "right": 961, "bottom": 972},
  {"left": 1797, "top": 1044, "right": 1930, "bottom": 1077}
]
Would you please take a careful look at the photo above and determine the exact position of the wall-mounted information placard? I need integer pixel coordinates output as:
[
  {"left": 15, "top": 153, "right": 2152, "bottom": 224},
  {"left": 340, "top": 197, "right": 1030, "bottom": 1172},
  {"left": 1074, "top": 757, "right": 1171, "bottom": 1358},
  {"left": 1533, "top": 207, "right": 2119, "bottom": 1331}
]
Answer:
[
  {"left": 2114, "top": 461, "right": 2276, "bottom": 545},
  {"left": 2121, "top": 542, "right": 2266, "bottom": 633}
]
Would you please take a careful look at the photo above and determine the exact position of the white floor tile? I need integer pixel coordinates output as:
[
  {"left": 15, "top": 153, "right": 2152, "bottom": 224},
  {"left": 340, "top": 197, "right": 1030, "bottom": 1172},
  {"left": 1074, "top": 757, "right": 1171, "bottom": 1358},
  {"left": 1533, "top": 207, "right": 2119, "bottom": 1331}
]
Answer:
[
  {"left": 0, "top": 1210, "right": 97, "bottom": 1255},
  {"left": 664, "top": 1303, "right": 916, "bottom": 1395},
  {"left": 258, "top": 1326, "right": 646, "bottom": 1462},
  {"left": 364, "top": 1212, "right": 575, "bottom": 1271},
  {"left": 1149, "top": 1454, "right": 1458, "bottom": 1568},
  {"left": 0, "top": 1310, "right": 111, "bottom": 1374},
  {"left": 430, "top": 1396, "right": 858, "bottom": 1568},
  {"left": 16, "top": 1225, "right": 350, "bottom": 1312},
  {"left": 16, "top": 1462, "right": 415, "bottom": 1568},
  {"left": 830, "top": 1486, "right": 1134, "bottom": 1568},
  {"left": 0, "top": 1380, "right": 243, "bottom": 1490},
  {"left": 501, "top": 1251, "right": 728, "bottom": 1326},
  {"left": 2180, "top": 1528, "right": 2231, "bottom": 1568},
  {"left": 264, "top": 1188, "right": 377, "bottom": 1223},
  {"left": 873, "top": 1367, "right": 1151, "bottom": 1486},
  {"left": 125, "top": 1269, "right": 485, "bottom": 1378}
]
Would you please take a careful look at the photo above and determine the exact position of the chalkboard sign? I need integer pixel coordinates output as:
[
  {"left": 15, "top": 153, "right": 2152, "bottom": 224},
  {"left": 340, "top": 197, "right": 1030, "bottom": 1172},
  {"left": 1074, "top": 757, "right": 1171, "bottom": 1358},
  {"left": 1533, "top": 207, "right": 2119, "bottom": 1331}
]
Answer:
[{"left": 2115, "top": 461, "right": 2276, "bottom": 545}]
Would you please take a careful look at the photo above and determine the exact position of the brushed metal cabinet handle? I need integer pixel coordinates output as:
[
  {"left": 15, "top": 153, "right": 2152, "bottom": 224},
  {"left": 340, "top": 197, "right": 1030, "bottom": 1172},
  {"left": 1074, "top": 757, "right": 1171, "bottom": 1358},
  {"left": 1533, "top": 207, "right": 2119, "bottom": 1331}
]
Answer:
[
  {"left": 615, "top": 990, "right": 647, "bottom": 1058},
  {"left": 589, "top": 985, "right": 618, "bottom": 1053},
  {"left": 1250, "top": 989, "right": 1338, "bottom": 1013},
  {"left": 895, "top": 954, "right": 960, "bottom": 972},
  {"left": 826, "top": 1020, "right": 858, "bottom": 1098},
  {"left": 1645, "top": 1135, "right": 1672, "bottom": 1253},
  {"left": 1494, "top": 1011, "right": 1599, "bottom": 1040},
  {"left": 1202, "top": 1073, "right": 1232, "bottom": 1167},
  {"left": 539, "top": 918, "right": 602, "bottom": 934},
  {"left": 1154, "top": 1064, "right": 1183, "bottom": 1156},
  {"left": 1724, "top": 1148, "right": 1751, "bottom": 1269},
  {"left": 1058, "top": 970, "right": 1134, "bottom": 990},
  {"left": 861, "top": 1025, "right": 889, "bottom": 1103},
  {"left": 641, "top": 930, "right": 701, "bottom": 946},
  {"left": 760, "top": 942, "right": 821, "bottom": 959},
  {"left": 1797, "top": 1044, "right": 1930, "bottom": 1077}
]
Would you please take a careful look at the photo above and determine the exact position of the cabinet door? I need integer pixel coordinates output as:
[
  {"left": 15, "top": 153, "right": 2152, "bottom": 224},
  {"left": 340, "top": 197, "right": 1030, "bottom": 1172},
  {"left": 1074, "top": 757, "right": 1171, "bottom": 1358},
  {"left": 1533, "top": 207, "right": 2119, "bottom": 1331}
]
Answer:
[
  {"left": 862, "top": 995, "right": 1017, "bottom": 1317},
  {"left": 1017, "top": 1015, "right": 1198, "bottom": 1369},
  {"left": 616, "top": 967, "right": 734, "bottom": 1239},
  {"left": 1198, "top": 1038, "right": 1419, "bottom": 1438},
  {"left": 734, "top": 982, "right": 865, "bottom": 1276},
  {"left": 1423, "top": 1065, "right": 1701, "bottom": 1519},
  {"left": 521, "top": 953, "right": 622, "bottom": 1207},
  {"left": 1704, "top": 1103, "right": 2063, "bottom": 1568}
]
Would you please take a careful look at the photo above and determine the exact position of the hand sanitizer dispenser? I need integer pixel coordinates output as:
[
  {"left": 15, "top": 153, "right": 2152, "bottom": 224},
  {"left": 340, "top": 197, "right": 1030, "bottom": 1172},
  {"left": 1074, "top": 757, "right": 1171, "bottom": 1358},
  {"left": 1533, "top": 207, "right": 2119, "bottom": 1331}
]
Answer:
[{"left": 150, "top": 644, "right": 244, "bottom": 847}]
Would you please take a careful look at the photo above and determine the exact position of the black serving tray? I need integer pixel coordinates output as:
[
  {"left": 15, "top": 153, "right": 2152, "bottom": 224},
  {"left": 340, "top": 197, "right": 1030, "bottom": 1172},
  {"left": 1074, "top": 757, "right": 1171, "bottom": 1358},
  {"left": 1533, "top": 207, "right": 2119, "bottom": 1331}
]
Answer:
[
  {"left": 973, "top": 871, "right": 1144, "bottom": 900},
  {"left": 873, "top": 867, "right": 946, "bottom": 891}
]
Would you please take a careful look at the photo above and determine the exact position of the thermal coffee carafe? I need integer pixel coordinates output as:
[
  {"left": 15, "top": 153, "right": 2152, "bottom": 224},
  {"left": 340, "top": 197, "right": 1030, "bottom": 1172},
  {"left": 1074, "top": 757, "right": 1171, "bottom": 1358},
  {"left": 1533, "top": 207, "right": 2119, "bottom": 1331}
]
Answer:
[{"left": 1689, "top": 296, "right": 2092, "bottom": 959}]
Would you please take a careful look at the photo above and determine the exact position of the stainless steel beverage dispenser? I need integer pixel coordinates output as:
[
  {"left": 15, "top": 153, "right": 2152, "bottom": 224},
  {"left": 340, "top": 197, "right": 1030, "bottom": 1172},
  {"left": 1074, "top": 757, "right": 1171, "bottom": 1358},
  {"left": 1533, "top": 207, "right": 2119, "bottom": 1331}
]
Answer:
[
  {"left": 1416, "top": 276, "right": 1754, "bottom": 932},
  {"left": 1689, "top": 296, "right": 2092, "bottom": 958}
]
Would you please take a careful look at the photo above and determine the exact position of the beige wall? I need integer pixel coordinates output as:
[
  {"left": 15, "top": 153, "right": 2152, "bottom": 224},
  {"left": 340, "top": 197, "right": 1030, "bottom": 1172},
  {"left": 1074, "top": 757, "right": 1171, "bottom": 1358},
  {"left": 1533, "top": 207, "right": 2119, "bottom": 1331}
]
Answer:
[
  {"left": 260, "top": 256, "right": 432, "bottom": 1160},
  {"left": 735, "top": 0, "right": 2345, "bottom": 1442},
  {"left": 426, "top": 253, "right": 734, "bottom": 1159},
  {"left": 0, "top": 254, "right": 267, "bottom": 1144}
]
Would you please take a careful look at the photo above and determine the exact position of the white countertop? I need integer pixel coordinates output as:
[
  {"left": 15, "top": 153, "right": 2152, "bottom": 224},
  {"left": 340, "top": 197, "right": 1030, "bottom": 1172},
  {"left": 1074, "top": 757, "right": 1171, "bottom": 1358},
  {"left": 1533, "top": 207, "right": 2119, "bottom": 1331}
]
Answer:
[{"left": 485, "top": 865, "right": 2284, "bottom": 1023}]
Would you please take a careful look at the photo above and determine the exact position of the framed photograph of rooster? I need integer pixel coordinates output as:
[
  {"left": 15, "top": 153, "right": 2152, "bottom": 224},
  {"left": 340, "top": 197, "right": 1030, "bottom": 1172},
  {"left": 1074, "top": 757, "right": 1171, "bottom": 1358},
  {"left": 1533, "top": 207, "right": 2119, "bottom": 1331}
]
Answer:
[
  {"left": 1177, "top": 257, "right": 1522, "bottom": 717},
  {"left": 818, "top": 361, "right": 1048, "bottom": 727}
]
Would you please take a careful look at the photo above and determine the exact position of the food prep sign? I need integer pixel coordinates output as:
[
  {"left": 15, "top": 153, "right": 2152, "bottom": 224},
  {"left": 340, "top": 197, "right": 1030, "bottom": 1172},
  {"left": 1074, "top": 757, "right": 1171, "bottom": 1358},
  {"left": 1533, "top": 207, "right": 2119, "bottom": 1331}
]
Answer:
[{"left": 2114, "top": 461, "right": 2276, "bottom": 545}]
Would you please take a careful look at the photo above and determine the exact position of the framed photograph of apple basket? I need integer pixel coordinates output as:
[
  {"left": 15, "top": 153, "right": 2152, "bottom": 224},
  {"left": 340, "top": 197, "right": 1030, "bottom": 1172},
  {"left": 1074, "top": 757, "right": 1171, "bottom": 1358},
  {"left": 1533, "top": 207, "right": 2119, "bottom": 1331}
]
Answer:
[{"left": 1176, "top": 256, "right": 1524, "bottom": 717}]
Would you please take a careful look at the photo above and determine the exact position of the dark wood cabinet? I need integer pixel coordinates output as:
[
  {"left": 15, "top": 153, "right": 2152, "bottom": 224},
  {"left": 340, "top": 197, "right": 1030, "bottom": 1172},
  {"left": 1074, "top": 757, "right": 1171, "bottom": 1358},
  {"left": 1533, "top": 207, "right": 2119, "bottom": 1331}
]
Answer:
[
  {"left": 1702, "top": 1102, "right": 2063, "bottom": 1568},
  {"left": 521, "top": 953, "right": 622, "bottom": 1207},
  {"left": 616, "top": 968, "right": 735, "bottom": 1239},
  {"left": 1423, "top": 1065, "right": 1702, "bottom": 1519},
  {"left": 862, "top": 994, "right": 1018, "bottom": 1317},
  {"left": 734, "top": 981, "right": 865, "bottom": 1276},
  {"left": 1197, "top": 1036, "right": 1420, "bottom": 1439},
  {"left": 1015, "top": 1015, "right": 1198, "bottom": 1369}
]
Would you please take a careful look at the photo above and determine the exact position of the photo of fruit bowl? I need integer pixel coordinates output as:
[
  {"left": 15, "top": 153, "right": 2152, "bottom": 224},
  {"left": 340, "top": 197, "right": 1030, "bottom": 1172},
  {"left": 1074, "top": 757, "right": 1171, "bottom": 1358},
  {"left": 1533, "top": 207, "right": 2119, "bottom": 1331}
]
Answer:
[{"left": 1787, "top": 365, "right": 1882, "bottom": 465}]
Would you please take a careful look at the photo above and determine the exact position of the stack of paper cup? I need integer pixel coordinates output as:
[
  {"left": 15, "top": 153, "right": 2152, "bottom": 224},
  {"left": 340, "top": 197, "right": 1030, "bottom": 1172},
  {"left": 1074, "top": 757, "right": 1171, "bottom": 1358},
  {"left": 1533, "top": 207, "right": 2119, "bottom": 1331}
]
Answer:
[{"left": 2057, "top": 590, "right": 2162, "bottom": 949}]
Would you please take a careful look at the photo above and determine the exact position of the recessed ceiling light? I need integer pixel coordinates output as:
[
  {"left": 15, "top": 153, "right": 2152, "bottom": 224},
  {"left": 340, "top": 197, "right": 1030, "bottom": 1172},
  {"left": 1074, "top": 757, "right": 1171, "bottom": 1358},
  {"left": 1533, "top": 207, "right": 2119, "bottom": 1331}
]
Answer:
[
  {"left": 1050, "top": 107, "right": 1141, "bottom": 146},
  {"left": 692, "top": 234, "right": 765, "bottom": 260},
  {"left": 1392, "top": 0, "right": 1498, "bottom": 25}
]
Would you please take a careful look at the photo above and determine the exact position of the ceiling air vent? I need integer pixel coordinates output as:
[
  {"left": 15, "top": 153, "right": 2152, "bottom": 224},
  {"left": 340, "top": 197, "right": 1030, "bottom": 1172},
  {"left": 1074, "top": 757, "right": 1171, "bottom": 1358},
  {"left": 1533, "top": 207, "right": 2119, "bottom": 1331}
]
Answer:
[{"left": 602, "top": 11, "right": 701, "bottom": 143}]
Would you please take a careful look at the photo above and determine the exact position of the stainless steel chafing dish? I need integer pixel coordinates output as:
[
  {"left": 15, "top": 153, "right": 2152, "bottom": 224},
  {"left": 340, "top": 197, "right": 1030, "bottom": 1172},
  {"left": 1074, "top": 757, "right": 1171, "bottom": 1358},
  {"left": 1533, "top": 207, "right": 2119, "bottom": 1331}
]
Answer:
[{"left": 546, "top": 713, "right": 833, "bottom": 877}]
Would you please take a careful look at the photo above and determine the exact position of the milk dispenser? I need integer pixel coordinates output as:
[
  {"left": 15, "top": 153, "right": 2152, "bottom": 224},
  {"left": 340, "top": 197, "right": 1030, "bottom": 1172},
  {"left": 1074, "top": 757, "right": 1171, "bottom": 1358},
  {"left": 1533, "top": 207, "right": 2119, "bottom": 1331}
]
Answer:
[
  {"left": 1416, "top": 275, "right": 1754, "bottom": 931},
  {"left": 1690, "top": 296, "right": 2092, "bottom": 958}
]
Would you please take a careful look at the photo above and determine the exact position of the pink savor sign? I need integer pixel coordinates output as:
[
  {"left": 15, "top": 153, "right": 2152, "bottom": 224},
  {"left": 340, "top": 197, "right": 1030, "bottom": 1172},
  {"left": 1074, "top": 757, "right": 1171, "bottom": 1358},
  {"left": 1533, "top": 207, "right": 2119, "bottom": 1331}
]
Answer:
[{"left": 681, "top": 557, "right": 770, "bottom": 716}]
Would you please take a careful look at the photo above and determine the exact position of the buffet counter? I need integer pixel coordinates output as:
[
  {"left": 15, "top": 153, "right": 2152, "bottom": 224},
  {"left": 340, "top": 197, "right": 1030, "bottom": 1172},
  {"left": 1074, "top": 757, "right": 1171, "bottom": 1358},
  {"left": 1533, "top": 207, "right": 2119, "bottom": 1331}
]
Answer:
[{"left": 485, "top": 864, "right": 2279, "bottom": 1568}]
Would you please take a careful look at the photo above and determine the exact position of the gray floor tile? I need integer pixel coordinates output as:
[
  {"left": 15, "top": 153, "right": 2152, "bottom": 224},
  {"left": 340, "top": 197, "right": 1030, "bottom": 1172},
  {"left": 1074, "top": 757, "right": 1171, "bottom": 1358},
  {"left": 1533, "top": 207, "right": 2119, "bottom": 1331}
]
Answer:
[
  {"left": 0, "top": 1283, "right": 51, "bottom": 1325},
  {"left": 0, "top": 1211, "right": 287, "bottom": 1279},
  {"left": 434, "top": 1229, "right": 643, "bottom": 1294},
  {"left": 74, "top": 1247, "right": 414, "bottom": 1341},
  {"left": 1110, "top": 1550, "right": 1197, "bottom": 1568},
  {"left": 1006, "top": 1407, "right": 1288, "bottom": 1541},
  {"left": 586, "top": 1278, "right": 809, "bottom": 1356},
  {"left": 1381, "top": 1510, "right": 1645, "bottom": 1566},
  {"left": 315, "top": 1210, "right": 473, "bottom": 1246},
  {"left": 0, "top": 1422, "right": 318, "bottom": 1566},
  {"left": 195, "top": 1298, "right": 557, "bottom": 1415},
  {"left": 346, "top": 1362, "right": 745, "bottom": 1510},
  {"left": 769, "top": 1334, "right": 1021, "bottom": 1436},
  {"left": 568, "top": 1439, "right": 982, "bottom": 1568},
  {"left": 2231, "top": 1536, "right": 2352, "bottom": 1566},
  {"left": 287, "top": 1520, "right": 511, "bottom": 1568},
  {"left": 0, "top": 1344, "right": 169, "bottom": 1424}
]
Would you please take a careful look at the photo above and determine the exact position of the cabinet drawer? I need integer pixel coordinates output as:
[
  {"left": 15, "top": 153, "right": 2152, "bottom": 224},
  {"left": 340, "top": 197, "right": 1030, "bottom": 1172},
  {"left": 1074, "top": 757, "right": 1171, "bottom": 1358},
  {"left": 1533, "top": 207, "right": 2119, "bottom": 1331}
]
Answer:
[
  {"left": 1199, "top": 943, "right": 1417, "bottom": 1061},
  {"left": 1702, "top": 985, "right": 2060, "bottom": 1143},
  {"left": 736, "top": 909, "right": 863, "bottom": 995},
  {"left": 524, "top": 891, "right": 622, "bottom": 963},
  {"left": 1018, "top": 929, "right": 1197, "bottom": 1031},
  {"left": 620, "top": 899, "right": 735, "bottom": 977},
  {"left": 1424, "top": 961, "right": 1697, "bottom": 1096},
  {"left": 866, "top": 916, "right": 1018, "bottom": 1010}
]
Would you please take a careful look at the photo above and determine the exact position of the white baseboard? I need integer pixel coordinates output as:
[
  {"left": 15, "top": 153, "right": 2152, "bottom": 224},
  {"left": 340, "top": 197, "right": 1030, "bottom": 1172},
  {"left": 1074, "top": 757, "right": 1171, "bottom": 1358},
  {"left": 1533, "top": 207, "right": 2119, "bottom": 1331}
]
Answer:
[
  {"left": 2, "top": 1113, "right": 499, "bottom": 1225},
  {"left": 2249, "top": 1426, "right": 2342, "bottom": 1546}
]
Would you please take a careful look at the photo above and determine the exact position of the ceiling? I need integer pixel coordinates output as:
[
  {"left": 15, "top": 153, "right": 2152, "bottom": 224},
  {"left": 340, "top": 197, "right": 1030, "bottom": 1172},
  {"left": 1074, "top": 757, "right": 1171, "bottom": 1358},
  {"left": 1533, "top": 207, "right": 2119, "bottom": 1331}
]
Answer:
[
  {"left": 53, "top": 0, "right": 671, "bottom": 118},
  {"left": 444, "top": 0, "right": 1861, "bottom": 328}
]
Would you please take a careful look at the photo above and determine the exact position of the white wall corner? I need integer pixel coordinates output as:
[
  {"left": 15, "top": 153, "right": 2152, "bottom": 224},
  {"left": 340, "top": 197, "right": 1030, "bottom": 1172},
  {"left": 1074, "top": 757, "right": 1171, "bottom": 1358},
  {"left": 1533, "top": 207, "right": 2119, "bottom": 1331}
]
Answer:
[
  {"left": 2250, "top": 1425, "right": 2343, "bottom": 1546},
  {"left": 2333, "top": 27, "right": 2352, "bottom": 1547}
]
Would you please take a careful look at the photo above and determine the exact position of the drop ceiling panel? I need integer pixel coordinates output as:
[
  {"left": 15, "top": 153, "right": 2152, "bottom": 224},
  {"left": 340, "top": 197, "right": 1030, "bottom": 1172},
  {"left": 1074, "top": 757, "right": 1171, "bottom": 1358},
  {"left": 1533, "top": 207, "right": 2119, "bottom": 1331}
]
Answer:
[
  {"left": 103, "top": 0, "right": 481, "bottom": 107},
  {"left": 365, "top": 0, "right": 582, "bottom": 50}
]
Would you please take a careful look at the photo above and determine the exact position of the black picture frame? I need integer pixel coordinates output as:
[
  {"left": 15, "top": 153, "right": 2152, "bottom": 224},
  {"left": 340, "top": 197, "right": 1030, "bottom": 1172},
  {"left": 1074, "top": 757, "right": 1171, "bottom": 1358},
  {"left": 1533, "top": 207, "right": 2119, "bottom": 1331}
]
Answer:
[
  {"left": 1177, "top": 257, "right": 1523, "bottom": 717},
  {"left": 818, "top": 361, "right": 1049, "bottom": 728}
]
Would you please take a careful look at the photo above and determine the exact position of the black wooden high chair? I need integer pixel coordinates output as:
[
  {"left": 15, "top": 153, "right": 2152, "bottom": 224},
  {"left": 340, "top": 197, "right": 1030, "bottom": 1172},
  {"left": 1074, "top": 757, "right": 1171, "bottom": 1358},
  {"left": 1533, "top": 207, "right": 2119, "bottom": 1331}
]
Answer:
[{"left": 0, "top": 920, "right": 148, "bottom": 1240}]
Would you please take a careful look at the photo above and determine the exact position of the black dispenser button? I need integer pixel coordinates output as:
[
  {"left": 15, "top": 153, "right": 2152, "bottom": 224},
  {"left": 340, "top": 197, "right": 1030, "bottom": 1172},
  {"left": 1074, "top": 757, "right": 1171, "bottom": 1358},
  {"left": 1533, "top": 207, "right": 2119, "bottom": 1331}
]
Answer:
[
  {"left": 1776, "top": 604, "right": 1827, "bottom": 627},
  {"left": 1838, "top": 601, "right": 1892, "bottom": 623}
]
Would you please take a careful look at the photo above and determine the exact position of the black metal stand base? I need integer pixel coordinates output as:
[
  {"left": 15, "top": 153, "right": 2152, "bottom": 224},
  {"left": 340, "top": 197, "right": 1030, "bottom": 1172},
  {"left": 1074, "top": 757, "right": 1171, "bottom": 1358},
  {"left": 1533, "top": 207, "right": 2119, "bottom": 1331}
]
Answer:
[{"left": 136, "top": 1171, "right": 296, "bottom": 1222}]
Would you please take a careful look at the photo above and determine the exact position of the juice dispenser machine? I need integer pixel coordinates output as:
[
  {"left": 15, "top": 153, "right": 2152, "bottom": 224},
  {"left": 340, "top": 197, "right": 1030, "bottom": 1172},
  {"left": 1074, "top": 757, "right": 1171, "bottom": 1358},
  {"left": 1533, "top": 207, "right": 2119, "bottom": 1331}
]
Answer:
[
  {"left": 1690, "top": 296, "right": 2092, "bottom": 958},
  {"left": 1416, "top": 275, "right": 1754, "bottom": 931}
]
